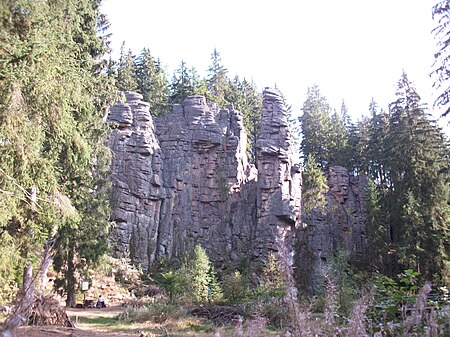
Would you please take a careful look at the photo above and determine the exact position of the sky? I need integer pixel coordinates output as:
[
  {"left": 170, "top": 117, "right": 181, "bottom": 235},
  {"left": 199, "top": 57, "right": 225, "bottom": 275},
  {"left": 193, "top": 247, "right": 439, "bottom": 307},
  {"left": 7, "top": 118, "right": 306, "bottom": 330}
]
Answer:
[{"left": 101, "top": 0, "right": 447, "bottom": 129}]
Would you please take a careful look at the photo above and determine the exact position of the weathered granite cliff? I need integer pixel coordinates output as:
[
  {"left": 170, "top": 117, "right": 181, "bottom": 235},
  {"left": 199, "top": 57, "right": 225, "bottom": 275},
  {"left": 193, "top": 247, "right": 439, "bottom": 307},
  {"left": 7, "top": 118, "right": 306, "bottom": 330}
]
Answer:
[
  {"left": 296, "top": 166, "right": 368, "bottom": 289},
  {"left": 255, "top": 89, "right": 302, "bottom": 264},
  {"left": 107, "top": 89, "right": 300, "bottom": 271},
  {"left": 107, "top": 90, "right": 368, "bottom": 287}
]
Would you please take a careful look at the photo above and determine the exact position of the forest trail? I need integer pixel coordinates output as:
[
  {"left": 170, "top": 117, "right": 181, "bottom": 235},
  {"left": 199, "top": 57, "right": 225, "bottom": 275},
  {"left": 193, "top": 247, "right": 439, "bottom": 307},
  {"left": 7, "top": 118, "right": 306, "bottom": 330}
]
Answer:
[{"left": 16, "top": 306, "right": 139, "bottom": 337}]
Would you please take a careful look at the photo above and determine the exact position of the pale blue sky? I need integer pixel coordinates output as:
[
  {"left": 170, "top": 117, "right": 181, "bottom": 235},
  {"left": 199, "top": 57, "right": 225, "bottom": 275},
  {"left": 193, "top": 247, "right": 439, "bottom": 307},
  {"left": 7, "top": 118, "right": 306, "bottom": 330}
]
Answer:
[{"left": 101, "top": 0, "right": 443, "bottom": 126}]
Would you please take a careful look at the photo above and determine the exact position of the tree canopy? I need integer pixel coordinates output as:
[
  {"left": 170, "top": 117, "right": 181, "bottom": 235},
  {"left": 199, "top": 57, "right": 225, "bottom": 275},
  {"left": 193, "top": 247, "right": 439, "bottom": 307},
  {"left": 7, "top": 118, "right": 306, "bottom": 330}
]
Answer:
[{"left": 0, "top": 0, "right": 114, "bottom": 306}]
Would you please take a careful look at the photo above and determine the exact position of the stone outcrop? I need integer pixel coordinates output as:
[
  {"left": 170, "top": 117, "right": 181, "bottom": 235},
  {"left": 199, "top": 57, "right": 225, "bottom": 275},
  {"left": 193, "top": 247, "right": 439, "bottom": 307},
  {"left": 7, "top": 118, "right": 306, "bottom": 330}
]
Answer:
[
  {"left": 296, "top": 166, "right": 368, "bottom": 290},
  {"left": 107, "top": 92, "right": 163, "bottom": 268},
  {"left": 107, "top": 90, "right": 367, "bottom": 288},
  {"left": 108, "top": 90, "right": 298, "bottom": 271},
  {"left": 255, "top": 89, "right": 302, "bottom": 261}
]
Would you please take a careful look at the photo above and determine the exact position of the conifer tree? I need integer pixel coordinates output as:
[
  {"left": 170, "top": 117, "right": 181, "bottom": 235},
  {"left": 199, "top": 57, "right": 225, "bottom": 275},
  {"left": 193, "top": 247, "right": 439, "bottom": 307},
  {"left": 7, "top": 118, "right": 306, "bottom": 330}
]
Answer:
[
  {"left": 299, "top": 85, "right": 333, "bottom": 169},
  {"left": 352, "top": 117, "right": 371, "bottom": 175},
  {"left": 0, "top": 0, "right": 113, "bottom": 306},
  {"left": 432, "top": 0, "right": 450, "bottom": 116},
  {"left": 365, "top": 179, "right": 389, "bottom": 271},
  {"left": 302, "top": 155, "right": 329, "bottom": 214},
  {"left": 235, "top": 78, "right": 262, "bottom": 163},
  {"left": 206, "top": 48, "right": 229, "bottom": 105},
  {"left": 328, "top": 106, "right": 349, "bottom": 168},
  {"left": 367, "top": 99, "right": 389, "bottom": 186},
  {"left": 134, "top": 48, "right": 169, "bottom": 115},
  {"left": 169, "top": 60, "right": 197, "bottom": 104},
  {"left": 116, "top": 42, "right": 137, "bottom": 92},
  {"left": 188, "top": 245, "right": 222, "bottom": 303},
  {"left": 382, "top": 72, "right": 449, "bottom": 280}
]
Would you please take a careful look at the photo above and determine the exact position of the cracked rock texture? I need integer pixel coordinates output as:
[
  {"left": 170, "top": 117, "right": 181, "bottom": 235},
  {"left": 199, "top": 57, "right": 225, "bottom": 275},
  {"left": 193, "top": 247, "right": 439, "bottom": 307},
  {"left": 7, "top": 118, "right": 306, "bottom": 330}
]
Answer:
[
  {"left": 296, "top": 166, "right": 368, "bottom": 290},
  {"left": 107, "top": 90, "right": 368, "bottom": 288}
]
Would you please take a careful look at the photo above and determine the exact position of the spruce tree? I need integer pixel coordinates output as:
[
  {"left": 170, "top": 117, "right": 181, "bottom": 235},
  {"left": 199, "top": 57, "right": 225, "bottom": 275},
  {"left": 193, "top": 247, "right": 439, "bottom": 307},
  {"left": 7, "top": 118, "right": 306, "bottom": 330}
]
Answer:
[
  {"left": 232, "top": 78, "right": 262, "bottom": 163},
  {"left": 206, "top": 48, "right": 229, "bottom": 105},
  {"left": 363, "top": 99, "right": 390, "bottom": 185},
  {"left": 383, "top": 72, "right": 449, "bottom": 280},
  {"left": 328, "top": 106, "right": 349, "bottom": 168},
  {"left": 188, "top": 245, "right": 222, "bottom": 303},
  {"left": 302, "top": 155, "right": 329, "bottom": 214},
  {"left": 432, "top": 0, "right": 450, "bottom": 116},
  {"left": 0, "top": 0, "right": 113, "bottom": 306},
  {"left": 299, "top": 85, "right": 333, "bottom": 169},
  {"left": 116, "top": 42, "right": 137, "bottom": 92},
  {"left": 134, "top": 48, "right": 169, "bottom": 115},
  {"left": 169, "top": 60, "right": 197, "bottom": 104}
]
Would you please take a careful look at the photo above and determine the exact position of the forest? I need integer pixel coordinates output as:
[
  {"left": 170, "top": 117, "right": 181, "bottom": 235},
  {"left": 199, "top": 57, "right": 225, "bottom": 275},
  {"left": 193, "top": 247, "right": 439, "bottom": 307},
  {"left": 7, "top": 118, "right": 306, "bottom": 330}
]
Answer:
[{"left": 0, "top": 0, "right": 449, "bottom": 336}]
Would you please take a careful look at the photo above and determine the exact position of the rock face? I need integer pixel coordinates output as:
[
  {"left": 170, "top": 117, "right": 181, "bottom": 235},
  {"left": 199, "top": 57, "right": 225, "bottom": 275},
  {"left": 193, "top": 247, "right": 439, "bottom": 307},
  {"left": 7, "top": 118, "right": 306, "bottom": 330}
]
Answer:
[
  {"left": 108, "top": 90, "right": 299, "bottom": 270},
  {"left": 107, "top": 90, "right": 367, "bottom": 288},
  {"left": 255, "top": 89, "right": 302, "bottom": 262},
  {"left": 107, "top": 92, "right": 163, "bottom": 268},
  {"left": 296, "top": 166, "right": 368, "bottom": 290}
]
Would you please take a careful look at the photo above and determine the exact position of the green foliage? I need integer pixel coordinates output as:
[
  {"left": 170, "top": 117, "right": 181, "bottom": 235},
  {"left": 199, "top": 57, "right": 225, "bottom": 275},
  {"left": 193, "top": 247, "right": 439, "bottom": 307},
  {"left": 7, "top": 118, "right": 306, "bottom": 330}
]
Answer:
[
  {"left": 226, "top": 76, "right": 262, "bottom": 163},
  {"left": 348, "top": 73, "right": 450, "bottom": 283},
  {"left": 0, "top": 0, "right": 114, "bottom": 306},
  {"left": 134, "top": 48, "right": 169, "bottom": 116},
  {"left": 432, "top": 0, "right": 450, "bottom": 117},
  {"left": 370, "top": 269, "right": 422, "bottom": 324},
  {"left": 254, "top": 252, "right": 285, "bottom": 300},
  {"left": 156, "top": 245, "right": 223, "bottom": 305},
  {"left": 365, "top": 179, "right": 389, "bottom": 272},
  {"left": 383, "top": 73, "right": 449, "bottom": 281},
  {"left": 327, "top": 251, "right": 361, "bottom": 315},
  {"left": 169, "top": 60, "right": 201, "bottom": 104},
  {"left": 0, "top": 234, "right": 22, "bottom": 303},
  {"left": 206, "top": 48, "right": 229, "bottom": 106},
  {"left": 299, "top": 85, "right": 334, "bottom": 169},
  {"left": 116, "top": 41, "right": 137, "bottom": 92},
  {"left": 222, "top": 271, "right": 249, "bottom": 304},
  {"left": 159, "top": 269, "right": 189, "bottom": 303},
  {"left": 188, "top": 245, "right": 223, "bottom": 303},
  {"left": 302, "top": 155, "right": 329, "bottom": 214}
]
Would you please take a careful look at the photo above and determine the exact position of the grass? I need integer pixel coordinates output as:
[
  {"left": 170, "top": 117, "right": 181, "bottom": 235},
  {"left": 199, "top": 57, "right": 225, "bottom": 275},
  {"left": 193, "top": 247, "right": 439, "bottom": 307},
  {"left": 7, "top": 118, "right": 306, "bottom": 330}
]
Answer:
[{"left": 75, "top": 315, "right": 119, "bottom": 325}]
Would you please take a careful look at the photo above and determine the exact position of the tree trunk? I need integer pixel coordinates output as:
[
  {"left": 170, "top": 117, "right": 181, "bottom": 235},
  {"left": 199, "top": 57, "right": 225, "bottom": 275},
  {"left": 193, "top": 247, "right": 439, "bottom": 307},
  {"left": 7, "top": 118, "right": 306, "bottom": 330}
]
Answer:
[
  {"left": 1, "top": 239, "right": 56, "bottom": 336},
  {"left": 38, "top": 240, "right": 55, "bottom": 293},
  {"left": 65, "top": 245, "right": 76, "bottom": 308},
  {"left": 1, "top": 263, "right": 35, "bottom": 337}
]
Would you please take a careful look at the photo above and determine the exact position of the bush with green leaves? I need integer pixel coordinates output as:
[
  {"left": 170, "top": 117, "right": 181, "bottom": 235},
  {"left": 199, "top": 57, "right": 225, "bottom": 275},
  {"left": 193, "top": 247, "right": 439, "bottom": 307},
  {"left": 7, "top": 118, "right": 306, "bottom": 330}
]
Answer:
[
  {"left": 253, "top": 252, "right": 285, "bottom": 301},
  {"left": 222, "top": 271, "right": 250, "bottom": 304},
  {"left": 156, "top": 245, "right": 223, "bottom": 304},
  {"left": 370, "top": 269, "right": 421, "bottom": 324}
]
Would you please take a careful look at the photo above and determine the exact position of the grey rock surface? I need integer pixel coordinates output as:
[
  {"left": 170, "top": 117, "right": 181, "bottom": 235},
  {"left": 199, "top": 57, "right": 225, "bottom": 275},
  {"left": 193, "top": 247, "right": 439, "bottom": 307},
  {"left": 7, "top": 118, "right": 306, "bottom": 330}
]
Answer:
[
  {"left": 296, "top": 165, "right": 368, "bottom": 290},
  {"left": 255, "top": 88, "right": 302, "bottom": 264},
  {"left": 107, "top": 92, "right": 260, "bottom": 270},
  {"left": 107, "top": 90, "right": 367, "bottom": 290}
]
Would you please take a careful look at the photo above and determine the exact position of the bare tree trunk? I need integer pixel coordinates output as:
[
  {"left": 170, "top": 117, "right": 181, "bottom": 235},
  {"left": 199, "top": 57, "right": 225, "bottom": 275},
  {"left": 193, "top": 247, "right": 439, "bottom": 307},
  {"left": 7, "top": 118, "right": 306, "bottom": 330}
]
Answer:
[
  {"left": 1, "top": 263, "right": 35, "bottom": 337},
  {"left": 1, "top": 239, "right": 57, "bottom": 337},
  {"left": 38, "top": 239, "right": 56, "bottom": 293}
]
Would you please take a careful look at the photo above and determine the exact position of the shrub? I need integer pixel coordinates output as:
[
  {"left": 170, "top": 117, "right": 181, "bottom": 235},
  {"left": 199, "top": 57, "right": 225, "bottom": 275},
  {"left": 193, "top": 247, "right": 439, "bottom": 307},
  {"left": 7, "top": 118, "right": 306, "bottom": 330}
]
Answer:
[
  {"left": 253, "top": 252, "right": 285, "bottom": 301},
  {"left": 222, "top": 271, "right": 249, "bottom": 304},
  {"left": 155, "top": 245, "right": 223, "bottom": 305}
]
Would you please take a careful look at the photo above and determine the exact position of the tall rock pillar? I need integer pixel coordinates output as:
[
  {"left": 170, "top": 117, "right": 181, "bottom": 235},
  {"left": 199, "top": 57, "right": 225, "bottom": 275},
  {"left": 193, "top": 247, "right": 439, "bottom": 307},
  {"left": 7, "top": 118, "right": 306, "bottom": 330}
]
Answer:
[
  {"left": 107, "top": 92, "right": 164, "bottom": 269},
  {"left": 255, "top": 88, "right": 302, "bottom": 268}
]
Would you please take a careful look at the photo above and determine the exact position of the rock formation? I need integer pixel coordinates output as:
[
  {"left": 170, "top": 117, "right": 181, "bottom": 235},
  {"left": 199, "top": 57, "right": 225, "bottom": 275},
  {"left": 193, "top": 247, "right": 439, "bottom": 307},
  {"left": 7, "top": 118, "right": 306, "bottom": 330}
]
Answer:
[
  {"left": 296, "top": 166, "right": 368, "bottom": 290},
  {"left": 108, "top": 90, "right": 300, "bottom": 271},
  {"left": 107, "top": 90, "right": 367, "bottom": 289},
  {"left": 255, "top": 89, "right": 302, "bottom": 262}
]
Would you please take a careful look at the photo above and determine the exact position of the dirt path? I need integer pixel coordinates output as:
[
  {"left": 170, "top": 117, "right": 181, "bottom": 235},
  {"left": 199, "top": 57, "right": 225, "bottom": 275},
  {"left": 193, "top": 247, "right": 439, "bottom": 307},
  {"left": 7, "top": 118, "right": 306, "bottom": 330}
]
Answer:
[{"left": 16, "top": 306, "right": 141, "bottom": 337}]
